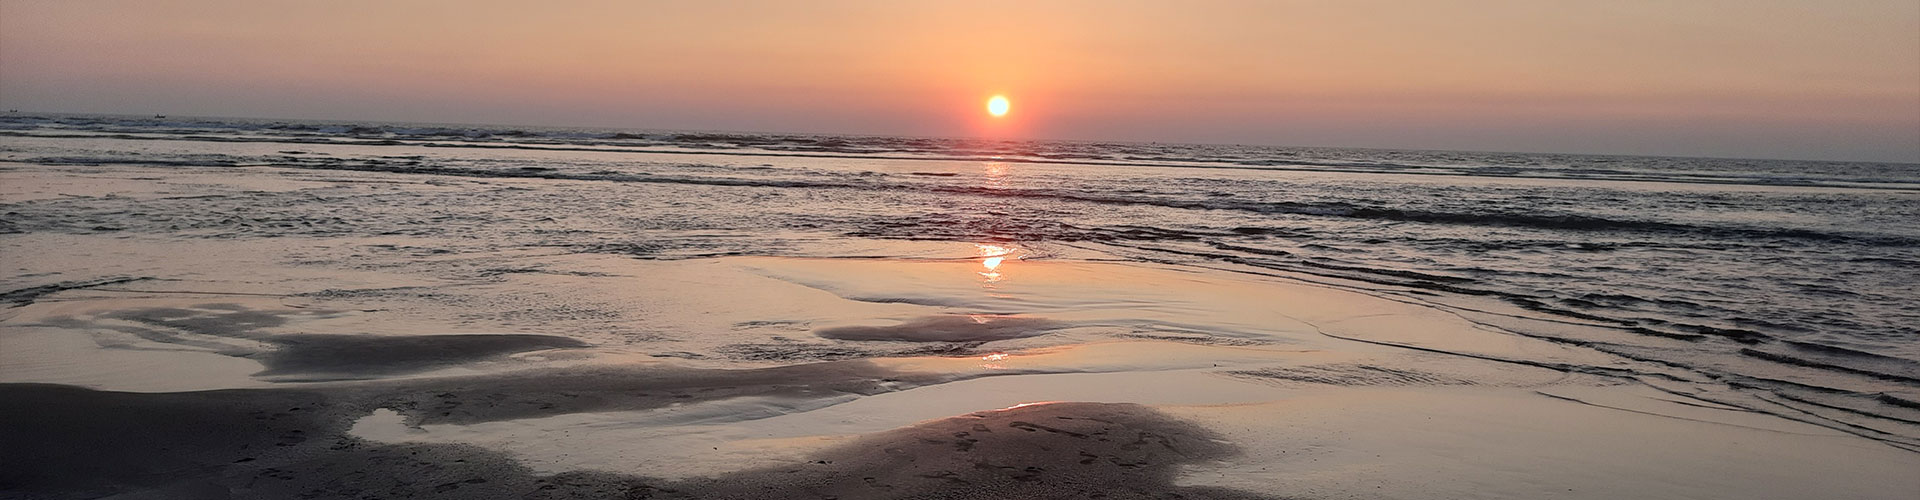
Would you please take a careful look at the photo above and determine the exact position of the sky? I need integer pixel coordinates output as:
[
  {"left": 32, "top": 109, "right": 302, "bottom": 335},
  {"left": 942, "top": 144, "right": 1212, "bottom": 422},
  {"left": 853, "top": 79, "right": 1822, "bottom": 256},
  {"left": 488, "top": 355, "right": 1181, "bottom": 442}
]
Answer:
[{"left": 2, "top": 1, "right": 1916, "bottom": 162}]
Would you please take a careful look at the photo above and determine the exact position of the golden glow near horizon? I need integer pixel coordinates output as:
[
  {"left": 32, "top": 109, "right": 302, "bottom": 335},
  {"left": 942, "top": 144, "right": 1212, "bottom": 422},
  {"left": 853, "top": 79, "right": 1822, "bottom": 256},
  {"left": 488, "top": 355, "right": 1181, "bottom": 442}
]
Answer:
[
  {"left": 1, "top": 1, "right": 1915, "bottom": 161},
  {"left": 987, "top": 95, "right": 1010, "bottom": 117}
]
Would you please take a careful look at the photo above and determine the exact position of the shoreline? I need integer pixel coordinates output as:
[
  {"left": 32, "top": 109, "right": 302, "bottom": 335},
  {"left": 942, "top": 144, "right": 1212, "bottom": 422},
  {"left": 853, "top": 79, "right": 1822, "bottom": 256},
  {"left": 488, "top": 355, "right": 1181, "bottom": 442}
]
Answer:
[
  {"left": 5, "top": 246, "right": 1916, "bottom": 498},
  {"left": 2, "top": 149, "right": 1917, "bottom": 498}
]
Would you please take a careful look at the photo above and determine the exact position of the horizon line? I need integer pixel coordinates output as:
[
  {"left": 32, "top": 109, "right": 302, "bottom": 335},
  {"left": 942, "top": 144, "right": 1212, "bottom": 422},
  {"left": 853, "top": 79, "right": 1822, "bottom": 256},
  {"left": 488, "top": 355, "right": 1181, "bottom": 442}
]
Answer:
[{"left": 5, "top": 108, "right": 1915, "bottom": 166}]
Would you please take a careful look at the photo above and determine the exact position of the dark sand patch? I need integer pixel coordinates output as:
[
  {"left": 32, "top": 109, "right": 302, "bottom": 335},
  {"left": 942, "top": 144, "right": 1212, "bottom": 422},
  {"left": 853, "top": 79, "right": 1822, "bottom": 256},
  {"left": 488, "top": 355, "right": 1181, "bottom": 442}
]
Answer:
[
  {"left": 254, "top": 334, "right": 591, "bottom": 381},
  {"left": 111, "top": 305, "right": 293, "bottom": 336},
  {"left": 0, "top": 382, "right": 1270, "bottom": 499},
  {"left": 360, "top": 359, "right": 932, "bottom": 426},
  {"left": 1, "top": 357, "right": 919, "bottom": 498},
  {"left": 816, "top": 314, "right": 1069, "bottom": 342},
  {"left": 663, "top": 401, "right": 1273, "bottom": 499},
  {"left": 0, "top": 384, "right": 337, "bottom": 498},
  {"left": 715, "top": 341, "right": 974, "bottom": 362},
  {"left": 37, "top": 304, "right": 325, "bottom": 353},
  {"left": 42, "top": 304, "right": 593, "bottom": 380}
]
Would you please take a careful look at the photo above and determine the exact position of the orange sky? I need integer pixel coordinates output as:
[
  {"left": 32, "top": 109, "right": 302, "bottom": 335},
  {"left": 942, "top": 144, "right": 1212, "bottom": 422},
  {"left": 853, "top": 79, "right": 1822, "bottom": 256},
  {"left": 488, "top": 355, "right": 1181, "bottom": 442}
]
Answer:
[{"left": 2, "top": 1, "right": 1916, "bottom": 162}]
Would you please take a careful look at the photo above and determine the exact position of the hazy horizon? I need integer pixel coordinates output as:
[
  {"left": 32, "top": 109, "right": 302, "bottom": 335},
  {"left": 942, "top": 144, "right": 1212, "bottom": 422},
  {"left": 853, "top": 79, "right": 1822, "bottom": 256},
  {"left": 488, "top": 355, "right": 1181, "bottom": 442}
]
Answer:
[
  {"left": 3, "top": 1, "right": 1916, "bottom": 163},
  {"left": 13, "top": 109, "right": 1920, "bottom": 166}
]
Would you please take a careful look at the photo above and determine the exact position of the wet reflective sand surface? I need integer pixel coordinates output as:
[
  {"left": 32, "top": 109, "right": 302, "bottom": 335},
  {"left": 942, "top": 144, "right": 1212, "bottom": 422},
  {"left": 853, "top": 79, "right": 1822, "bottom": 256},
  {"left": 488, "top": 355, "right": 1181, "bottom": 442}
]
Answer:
[{"left": 3, "top": 149, "right": 1917, "bottom": 499}]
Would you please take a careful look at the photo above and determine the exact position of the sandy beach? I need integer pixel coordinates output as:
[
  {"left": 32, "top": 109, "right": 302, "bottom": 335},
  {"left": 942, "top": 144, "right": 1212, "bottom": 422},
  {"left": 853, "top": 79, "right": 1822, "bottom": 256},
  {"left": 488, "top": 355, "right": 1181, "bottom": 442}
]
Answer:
[{"left": 2, "top": 151, "right": 1917, "bottom": 499}]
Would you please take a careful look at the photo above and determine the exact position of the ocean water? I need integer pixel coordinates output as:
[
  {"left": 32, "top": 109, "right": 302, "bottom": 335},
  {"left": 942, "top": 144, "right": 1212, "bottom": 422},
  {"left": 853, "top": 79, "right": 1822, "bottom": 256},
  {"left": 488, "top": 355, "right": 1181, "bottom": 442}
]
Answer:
[{"left": 3, "top": 112, "right": 1917, "bottom": 446}]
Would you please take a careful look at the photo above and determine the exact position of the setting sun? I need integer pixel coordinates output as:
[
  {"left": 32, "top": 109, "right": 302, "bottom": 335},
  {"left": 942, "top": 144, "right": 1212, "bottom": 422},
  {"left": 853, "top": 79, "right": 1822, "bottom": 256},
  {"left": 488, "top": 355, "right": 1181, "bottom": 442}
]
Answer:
[{"left": 986, "top": 95, "right": 1010, "bottom": 117}]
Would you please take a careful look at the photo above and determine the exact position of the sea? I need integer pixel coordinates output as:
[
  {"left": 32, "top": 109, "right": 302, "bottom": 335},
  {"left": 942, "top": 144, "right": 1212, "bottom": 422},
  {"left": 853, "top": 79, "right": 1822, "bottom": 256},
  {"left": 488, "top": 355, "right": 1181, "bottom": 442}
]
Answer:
[{"left": 2, "top": 112, "right": 1917, "bottom": 448}]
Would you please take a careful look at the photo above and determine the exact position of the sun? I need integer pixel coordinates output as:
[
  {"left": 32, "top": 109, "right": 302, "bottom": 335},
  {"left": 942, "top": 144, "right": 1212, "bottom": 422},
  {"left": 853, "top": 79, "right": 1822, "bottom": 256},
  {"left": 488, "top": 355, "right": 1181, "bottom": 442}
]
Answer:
[{"left": 987, "top": 95, "right": 1010, "bottom": 117}]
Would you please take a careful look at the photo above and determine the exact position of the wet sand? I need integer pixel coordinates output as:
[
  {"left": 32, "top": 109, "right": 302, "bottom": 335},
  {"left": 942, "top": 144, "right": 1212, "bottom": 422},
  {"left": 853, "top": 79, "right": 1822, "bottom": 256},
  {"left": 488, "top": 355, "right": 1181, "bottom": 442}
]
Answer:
[
  {"left": 0, "top": 379, "right": 1266, "bottom": 500},
  {"left": 3, "top": 161, "right": 1918, "bottom": 499}
]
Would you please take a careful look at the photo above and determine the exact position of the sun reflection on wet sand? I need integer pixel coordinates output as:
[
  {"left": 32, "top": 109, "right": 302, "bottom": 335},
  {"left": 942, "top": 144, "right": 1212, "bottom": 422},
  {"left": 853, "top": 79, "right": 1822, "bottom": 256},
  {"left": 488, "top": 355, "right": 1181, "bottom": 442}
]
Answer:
[
  {"left": 993, "top": 401, "right": 1059, "bottom": 411},
  {"left": 980, "top": 351, "right": 1009, "bottom": 370},
  {"left": 976, "top": 243, "right": 1016, "bottom": 284}
]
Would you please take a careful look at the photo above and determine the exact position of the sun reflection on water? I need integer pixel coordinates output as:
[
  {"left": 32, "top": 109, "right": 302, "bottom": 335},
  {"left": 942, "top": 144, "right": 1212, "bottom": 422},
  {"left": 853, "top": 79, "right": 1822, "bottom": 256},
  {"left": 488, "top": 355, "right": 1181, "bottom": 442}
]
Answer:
[
  {"left": 983, "top": 161, "right": 1009, "bottom": 189},
  {"left": 974, "top": 163, "right": 1018, "bottom": 286}
]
